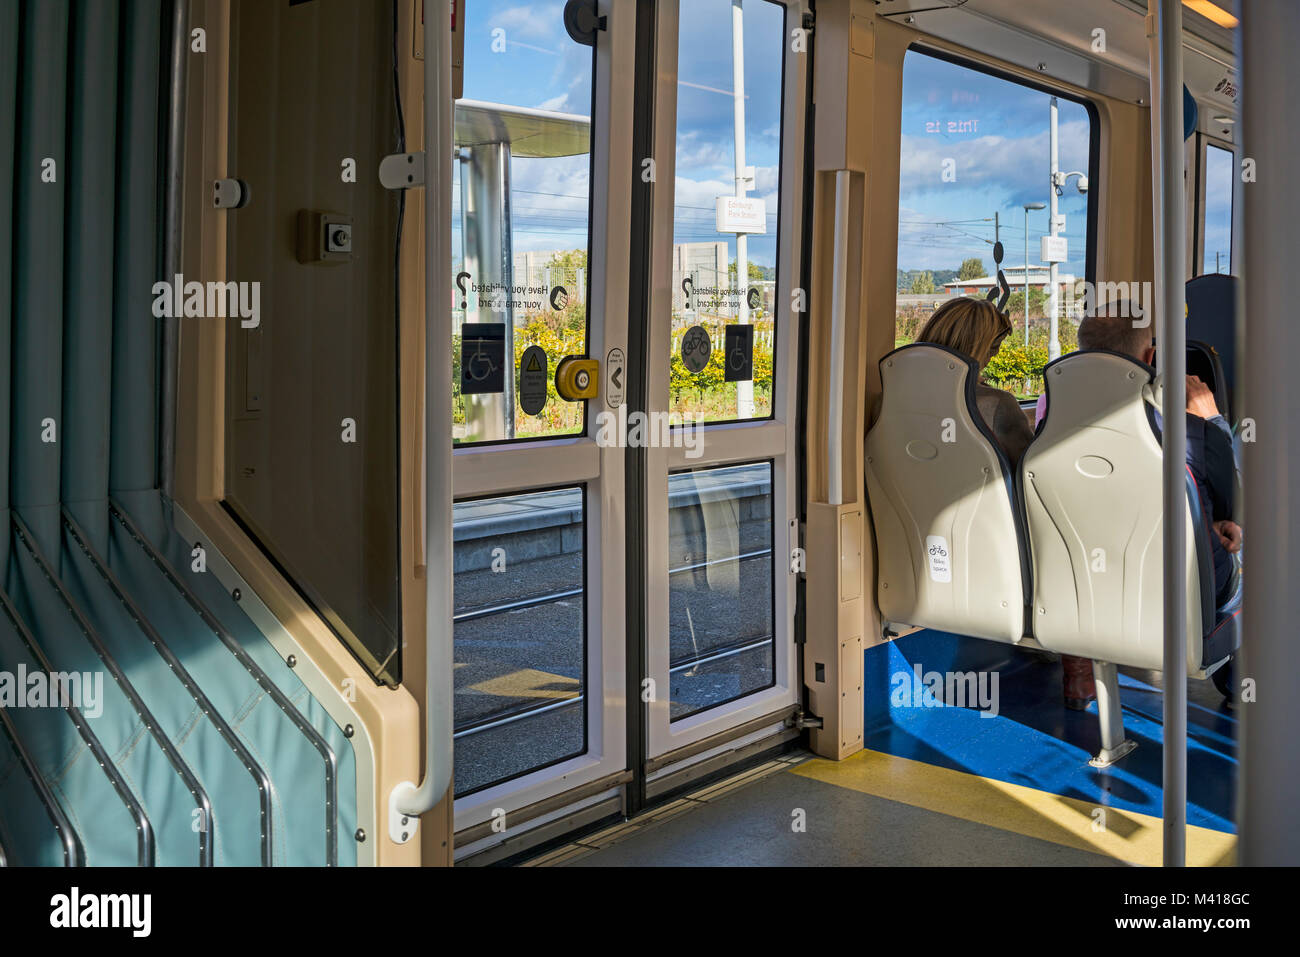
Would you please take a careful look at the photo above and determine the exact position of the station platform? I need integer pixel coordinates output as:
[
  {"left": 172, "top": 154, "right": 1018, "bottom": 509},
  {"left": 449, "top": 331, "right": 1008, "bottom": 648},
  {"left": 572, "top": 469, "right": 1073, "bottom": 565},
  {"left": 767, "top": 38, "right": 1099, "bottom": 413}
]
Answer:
[{"left": 527, "top": 630, "right": 1238, "bottom": 866}]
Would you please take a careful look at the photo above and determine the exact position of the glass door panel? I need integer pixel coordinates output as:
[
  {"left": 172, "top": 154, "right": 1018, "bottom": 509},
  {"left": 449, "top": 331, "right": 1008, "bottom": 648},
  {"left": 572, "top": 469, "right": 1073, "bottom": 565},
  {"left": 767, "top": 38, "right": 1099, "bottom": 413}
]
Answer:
[
  {"left": 645, "top": 0, "right": 806, "bottom": 761},
  {"left": 449, "top": 0, "right": 631, "bottom": 835}
]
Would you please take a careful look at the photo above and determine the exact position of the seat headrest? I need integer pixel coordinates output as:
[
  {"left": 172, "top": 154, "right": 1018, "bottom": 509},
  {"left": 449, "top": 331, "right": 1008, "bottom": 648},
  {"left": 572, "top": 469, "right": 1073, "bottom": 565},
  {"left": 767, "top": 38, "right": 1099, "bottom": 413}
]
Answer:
[{"left": 1037, "top": 350, "right": 1156, "bottom": 438}]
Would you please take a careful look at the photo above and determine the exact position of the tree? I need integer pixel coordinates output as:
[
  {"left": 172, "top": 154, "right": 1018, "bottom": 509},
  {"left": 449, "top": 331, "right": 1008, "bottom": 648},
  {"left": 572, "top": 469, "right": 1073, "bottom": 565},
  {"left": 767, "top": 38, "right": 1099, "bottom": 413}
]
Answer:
[
  {"left": 728, "top": 259, "right": 767, "bottom": 283},
  {"left": 958, "top": 257, "right": 987, "bottom": 281},
  {"left": 909, "top": 271, "right": 936, "bottom": 294}
]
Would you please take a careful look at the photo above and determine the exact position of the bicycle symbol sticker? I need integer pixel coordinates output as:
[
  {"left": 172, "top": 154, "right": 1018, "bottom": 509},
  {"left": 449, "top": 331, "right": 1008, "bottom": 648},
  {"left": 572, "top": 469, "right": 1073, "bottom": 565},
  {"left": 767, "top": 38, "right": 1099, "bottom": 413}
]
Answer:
[
  {"left": 681, "top": 324, "right": 712, "bottom": 374},
  {"left": 925, "top": 535, "right": 952, "bottom": 583}
]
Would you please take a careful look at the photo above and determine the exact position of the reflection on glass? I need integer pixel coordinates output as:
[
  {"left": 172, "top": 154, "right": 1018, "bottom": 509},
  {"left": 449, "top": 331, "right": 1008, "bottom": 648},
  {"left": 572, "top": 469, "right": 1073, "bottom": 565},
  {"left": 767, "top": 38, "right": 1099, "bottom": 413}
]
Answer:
[
  {"left": 668, "top": 463, "right": 775, "bottom": 720},
  {"left": 452, "top": 487, "right": 586, "bottom": 796},
  {"left": 894, "top": 49, "right": 1094, "bottom": 401},
  {"left": 670, "top": 0, "right": 784, "bottom": 425},
  {"left": 223, "top": 0, "right": 401, "bottom": 683},
  {"left": 451, "top": 3, "right": 595, "bottom": 444},
  {"left": 1203, "top": 144, "right": 1234, "bottom": 275}
]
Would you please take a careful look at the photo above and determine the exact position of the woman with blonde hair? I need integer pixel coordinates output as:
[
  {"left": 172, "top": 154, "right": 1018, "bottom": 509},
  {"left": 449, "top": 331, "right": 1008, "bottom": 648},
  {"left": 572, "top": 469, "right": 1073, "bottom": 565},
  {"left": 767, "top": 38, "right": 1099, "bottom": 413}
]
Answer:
[
  {"left": 916, "top": 297, "right": 1088, "bottom": 705},
  {"left": 914, "top": 296, "right": 1035, "bottom": 467}
]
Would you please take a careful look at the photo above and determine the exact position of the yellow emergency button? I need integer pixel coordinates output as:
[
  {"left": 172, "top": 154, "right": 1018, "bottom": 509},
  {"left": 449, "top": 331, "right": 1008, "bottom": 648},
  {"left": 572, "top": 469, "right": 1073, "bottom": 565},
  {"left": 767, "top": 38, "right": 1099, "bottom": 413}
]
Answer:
[{"left": 555, "top": 356, "right": 599, "bottom": 401}]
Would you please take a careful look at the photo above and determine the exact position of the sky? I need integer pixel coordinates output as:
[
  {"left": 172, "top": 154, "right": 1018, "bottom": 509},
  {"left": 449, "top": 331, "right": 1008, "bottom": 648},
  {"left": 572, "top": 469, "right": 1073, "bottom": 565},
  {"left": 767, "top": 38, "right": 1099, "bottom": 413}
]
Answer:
[
  {"left": 451, "top": 3, "right": 1093, "bottom": 281},
  {"left": 897, "top": 49, "right": 1092, "bottom": 280},
  {"left": 1202, "top": 143, "right": 1233, "bottom": 274},
  {"left": 454, "top": 0, "right": 786, "bottom": 268}
]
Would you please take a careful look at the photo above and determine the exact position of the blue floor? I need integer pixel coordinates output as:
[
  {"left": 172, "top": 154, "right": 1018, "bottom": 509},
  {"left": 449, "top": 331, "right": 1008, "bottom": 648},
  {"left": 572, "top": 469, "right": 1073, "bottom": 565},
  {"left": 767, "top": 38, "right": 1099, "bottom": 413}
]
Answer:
[{"left": 867, "top": 631, "right": 1237, "bottom": 833}]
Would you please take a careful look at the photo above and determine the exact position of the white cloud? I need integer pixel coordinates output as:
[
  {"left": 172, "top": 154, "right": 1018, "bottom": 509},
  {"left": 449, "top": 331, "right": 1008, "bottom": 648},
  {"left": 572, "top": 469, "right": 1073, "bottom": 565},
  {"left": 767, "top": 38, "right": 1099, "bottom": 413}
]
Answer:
[
  {"left": 898, "top": 119, "right": 1090, "bottom": 204},
  {"left": 491, "top": 4, "right": 564, "bottom": 42}
]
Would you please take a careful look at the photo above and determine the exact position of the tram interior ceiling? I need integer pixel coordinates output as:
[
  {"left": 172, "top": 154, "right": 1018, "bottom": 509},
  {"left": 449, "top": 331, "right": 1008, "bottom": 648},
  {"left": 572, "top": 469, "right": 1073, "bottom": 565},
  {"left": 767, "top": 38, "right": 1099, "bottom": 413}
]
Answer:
[{"left": 0, "top": 0, "right": 1296, "bottom": 896}]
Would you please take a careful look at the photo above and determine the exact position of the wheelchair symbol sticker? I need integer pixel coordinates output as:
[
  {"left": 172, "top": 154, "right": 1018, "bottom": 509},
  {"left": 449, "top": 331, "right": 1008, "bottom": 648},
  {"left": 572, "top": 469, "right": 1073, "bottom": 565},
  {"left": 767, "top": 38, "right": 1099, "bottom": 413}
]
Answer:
[
  {"left": 460, "top": 323, "right": 506, "bottom": 395},
  {"left": 681, "top": 324, "right": 712, "bottom": 374},
  {"left": 723, "top": 324, "right": 754, "bottom": 382},
  {"left": 925, "top": 535, "right": 951, "bottom": 583}
]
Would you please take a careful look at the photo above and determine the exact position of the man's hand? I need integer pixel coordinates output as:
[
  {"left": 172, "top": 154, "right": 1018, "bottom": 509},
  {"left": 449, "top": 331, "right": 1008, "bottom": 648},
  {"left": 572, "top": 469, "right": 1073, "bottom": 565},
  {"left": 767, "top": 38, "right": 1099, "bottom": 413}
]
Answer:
[
  {"left": 1213, "top": 519, "right": 1243, "bottom": 554},
  {"left": 1186, "top": 375, "right": 1221, "bottom": 419}
]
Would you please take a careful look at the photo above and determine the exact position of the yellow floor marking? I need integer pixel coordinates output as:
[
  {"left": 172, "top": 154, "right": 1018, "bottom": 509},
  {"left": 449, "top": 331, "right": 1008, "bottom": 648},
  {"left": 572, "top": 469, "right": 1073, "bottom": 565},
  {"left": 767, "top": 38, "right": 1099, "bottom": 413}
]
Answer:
[
  {"left": 792, "top": 749, "right": 1236, "bottom": 867},
  {"left": 466, "top": 668, "right": 579, "bottom": 700}
]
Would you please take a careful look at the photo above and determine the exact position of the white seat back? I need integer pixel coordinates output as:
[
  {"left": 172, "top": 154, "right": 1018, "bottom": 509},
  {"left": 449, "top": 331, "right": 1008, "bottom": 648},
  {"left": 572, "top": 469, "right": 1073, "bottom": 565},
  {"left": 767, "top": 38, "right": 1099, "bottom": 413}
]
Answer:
[
  {"left": 1021, "top": 351, "right": 1206, "bottom": 673},
  {"left": 865, "top": 345, "right": 1028, "bottom": 643}
]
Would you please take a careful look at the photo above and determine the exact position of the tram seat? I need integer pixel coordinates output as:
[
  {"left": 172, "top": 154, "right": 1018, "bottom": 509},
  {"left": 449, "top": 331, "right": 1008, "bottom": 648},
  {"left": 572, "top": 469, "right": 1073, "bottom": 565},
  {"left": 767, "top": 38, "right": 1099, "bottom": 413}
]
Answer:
[
  {"left": 865, "top": 344, "right": 1030, "bottom": 645},
  {"left": 1020, "top": 349, "right": 1236, "bottom": 676}
]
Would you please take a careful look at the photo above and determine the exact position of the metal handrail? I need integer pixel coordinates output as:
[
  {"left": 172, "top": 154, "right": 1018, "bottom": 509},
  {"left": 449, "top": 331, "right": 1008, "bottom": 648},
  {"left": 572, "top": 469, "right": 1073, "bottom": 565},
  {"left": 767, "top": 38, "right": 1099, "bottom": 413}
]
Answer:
[
  {"left": 0, "top": 701, "right": 83, "bottom": 866},
  {"left": 109, "top": 499, "right": 341, "bottom": 866},
  {"left": 12, "top": 512, "right": 212, "bottom": 865},
  {"left": 0, "top": 580, "right": 151, "bottom": 865},
  {"left": 63, "top": 507, "right": 275, "bottom": 866},
  {"left": 391, "top": 0, "right": 455, "bottom": 839},
  {"left": 1148, "top": 0, "right": 1189, "bottom": 867}
]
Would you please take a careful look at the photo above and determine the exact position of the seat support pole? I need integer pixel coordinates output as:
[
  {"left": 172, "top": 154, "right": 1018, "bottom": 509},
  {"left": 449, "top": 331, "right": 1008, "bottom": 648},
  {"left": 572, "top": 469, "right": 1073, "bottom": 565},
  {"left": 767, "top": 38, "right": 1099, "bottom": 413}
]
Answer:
[{"left": 1090, "top": 660, "right": 1137, "bottom": 767}]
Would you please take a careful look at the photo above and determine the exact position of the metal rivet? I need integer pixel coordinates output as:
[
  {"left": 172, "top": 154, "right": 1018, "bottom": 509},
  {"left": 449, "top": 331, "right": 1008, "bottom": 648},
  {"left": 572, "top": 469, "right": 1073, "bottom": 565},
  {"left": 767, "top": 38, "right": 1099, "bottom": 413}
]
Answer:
[
  {"left": 344, "top": 724, "right": 355, "bottom": 738},
  {"left": 232, "top": 587, "right": 241, "bottom": 601},
  {"left": 401, "top": 816, "right": 409, "bottom": 825},
  {"left": 287, "top": 654, "right": 297, "bottom": 668},
  {"left": 401, "top": 831, "right": 409, "bottom": 841},
  {"left": 355, "top": 828, "right": 366, "bottom": 842}
]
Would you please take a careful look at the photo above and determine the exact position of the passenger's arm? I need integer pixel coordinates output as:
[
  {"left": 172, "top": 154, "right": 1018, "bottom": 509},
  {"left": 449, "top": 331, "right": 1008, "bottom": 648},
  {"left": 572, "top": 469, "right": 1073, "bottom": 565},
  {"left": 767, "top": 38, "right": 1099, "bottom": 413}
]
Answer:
[{"left": 993, "top": 391, "right": 1036, "bottom": 468}]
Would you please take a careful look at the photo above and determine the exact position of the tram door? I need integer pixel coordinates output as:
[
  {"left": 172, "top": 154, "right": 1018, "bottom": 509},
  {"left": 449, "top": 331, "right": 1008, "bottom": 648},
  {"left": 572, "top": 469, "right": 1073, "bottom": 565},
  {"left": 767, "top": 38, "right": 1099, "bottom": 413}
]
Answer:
[
  {"left": 642, "top": 0, "right": 806, "bottom": 774},
  {"left": 447, "top": 1, "right": 634, "bottom": 833},
  {"left": 448, "top": 0, "right": 805, "bottom": 841}
]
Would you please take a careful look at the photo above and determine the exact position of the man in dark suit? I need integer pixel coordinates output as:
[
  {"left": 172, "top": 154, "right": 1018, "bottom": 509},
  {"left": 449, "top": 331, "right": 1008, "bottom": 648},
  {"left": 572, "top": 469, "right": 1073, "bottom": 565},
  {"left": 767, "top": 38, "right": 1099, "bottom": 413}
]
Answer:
[{"left": 1035, "top": 300, "right": 1241, "bottom": 708}]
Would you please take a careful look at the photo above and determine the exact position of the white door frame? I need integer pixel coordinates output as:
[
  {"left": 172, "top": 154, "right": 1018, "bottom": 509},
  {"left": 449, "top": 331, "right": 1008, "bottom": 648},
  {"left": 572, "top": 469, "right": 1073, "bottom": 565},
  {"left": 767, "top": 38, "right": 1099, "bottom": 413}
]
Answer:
[
  {"left": 452, "top": 0, "right": 634, "bottom": 833},
  {"left": 643, "top": 0, "right": 808, "bottom": 761}
]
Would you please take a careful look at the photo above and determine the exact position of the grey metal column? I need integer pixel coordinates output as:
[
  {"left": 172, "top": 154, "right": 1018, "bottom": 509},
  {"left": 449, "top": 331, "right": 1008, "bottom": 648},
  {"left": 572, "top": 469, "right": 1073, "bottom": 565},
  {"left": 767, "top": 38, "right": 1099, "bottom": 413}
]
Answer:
[
  {"left": 462, "top": 141, "right": 515, "bottom": 441},
  {"left": 1238, "top": 0, "right": 1300, "bottom": 866},
  {"left": 1154, "top": 0, "right": 1188, "bottom": 867}
]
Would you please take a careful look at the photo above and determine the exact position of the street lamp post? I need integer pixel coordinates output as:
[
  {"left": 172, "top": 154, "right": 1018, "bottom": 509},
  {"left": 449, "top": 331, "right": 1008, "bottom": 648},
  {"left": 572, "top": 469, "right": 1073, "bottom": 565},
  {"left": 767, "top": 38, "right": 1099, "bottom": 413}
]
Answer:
[{"left": 1022, "top": 202, "right": 1045, "bottom": 346}]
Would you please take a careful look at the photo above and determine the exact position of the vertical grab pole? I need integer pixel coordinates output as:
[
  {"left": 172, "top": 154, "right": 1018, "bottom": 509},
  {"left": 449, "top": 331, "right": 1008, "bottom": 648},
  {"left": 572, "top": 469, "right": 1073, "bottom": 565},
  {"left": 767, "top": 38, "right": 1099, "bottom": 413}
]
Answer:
[
  {"left": 391, "top": 0, "right": 455, "bottom": 834},
  {"left": 1239, "top": 0, "right": 1300, "bottom": 866},
  {"left": 826, "top": 170, "right": 849, "bottom": 507},
  {"left": 1152, "top": 0, "right": 1188, "bottom": 867}
]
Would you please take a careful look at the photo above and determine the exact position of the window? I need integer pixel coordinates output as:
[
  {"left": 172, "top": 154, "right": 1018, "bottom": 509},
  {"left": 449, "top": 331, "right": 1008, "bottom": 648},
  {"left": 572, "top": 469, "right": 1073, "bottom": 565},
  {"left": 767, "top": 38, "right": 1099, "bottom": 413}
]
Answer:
[
  {"left": 452, "top": 2, "right": 596, "bottom": 444},
  {"left": 669, "top": 0, "right": 785, "bottom": 425},
  {"left": 1202, "top": 143, "right": 1234, "bottom": 275},
  {"left": 452, "top": 487, "right": 587, "bottom": 796},
  {"left": 667, "top": 462, "right": 775, "bottom": 720},
  {"left": 895, "top": 49, "right": 1095, "bottom": 401}
]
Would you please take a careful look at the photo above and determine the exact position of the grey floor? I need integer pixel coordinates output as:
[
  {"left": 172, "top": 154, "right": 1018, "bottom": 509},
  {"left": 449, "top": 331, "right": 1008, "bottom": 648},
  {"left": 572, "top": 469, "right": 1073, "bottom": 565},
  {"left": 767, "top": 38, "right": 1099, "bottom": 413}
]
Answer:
[{"left": 529, "top": 754, "right": 1120, "bottom": 867}]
